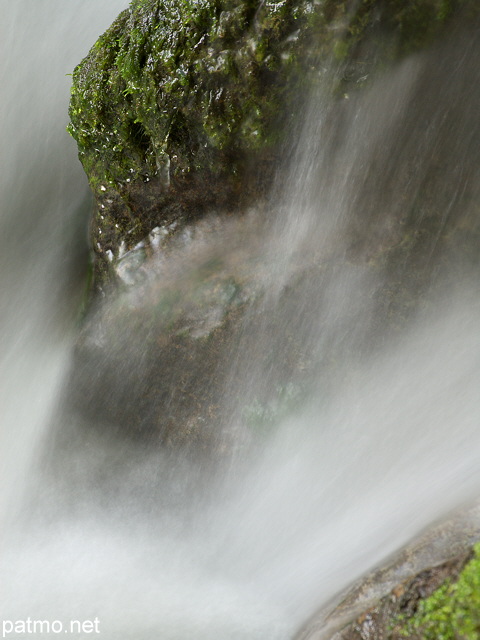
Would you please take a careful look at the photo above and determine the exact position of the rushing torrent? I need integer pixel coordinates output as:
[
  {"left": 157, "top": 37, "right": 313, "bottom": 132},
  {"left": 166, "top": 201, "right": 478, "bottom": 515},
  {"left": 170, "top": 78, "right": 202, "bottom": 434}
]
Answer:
[{"left": 2, "top": 2, "right": 480, "bottom": 639}]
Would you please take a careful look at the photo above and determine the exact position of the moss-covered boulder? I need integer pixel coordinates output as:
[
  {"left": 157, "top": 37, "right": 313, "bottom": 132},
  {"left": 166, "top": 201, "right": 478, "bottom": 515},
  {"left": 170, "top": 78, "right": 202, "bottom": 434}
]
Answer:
[
  {"left": 68, "top": 0, "right": 469, "bottom": 290},
  {"left": 322, "top": 544, "right": 480, "bottom": 640},
  {"left": 68, "top": 0, "right": 316, "bottom": 288}
]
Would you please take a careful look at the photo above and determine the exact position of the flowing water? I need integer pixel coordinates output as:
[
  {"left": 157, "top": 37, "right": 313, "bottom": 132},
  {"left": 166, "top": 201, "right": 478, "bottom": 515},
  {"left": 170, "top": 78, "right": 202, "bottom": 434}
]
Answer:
[{"left": 2, "top": 3, "right": 480, "bottom": 639}]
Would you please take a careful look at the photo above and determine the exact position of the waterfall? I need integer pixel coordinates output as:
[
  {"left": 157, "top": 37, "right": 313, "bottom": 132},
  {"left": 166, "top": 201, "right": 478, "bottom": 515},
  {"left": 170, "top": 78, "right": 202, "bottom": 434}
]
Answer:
[{"left": 2, "top": 3, "right": 480, "bottom": 639}]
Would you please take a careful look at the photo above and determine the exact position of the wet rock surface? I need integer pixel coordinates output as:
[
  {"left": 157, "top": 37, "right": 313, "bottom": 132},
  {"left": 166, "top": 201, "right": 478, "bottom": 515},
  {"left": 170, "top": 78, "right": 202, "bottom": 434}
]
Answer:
[
  {"left": 66, "top": 209, "right": 318, "bottom": 450},
  {"left": 296, "top": 507, "right": 480, "bottom": 640}
]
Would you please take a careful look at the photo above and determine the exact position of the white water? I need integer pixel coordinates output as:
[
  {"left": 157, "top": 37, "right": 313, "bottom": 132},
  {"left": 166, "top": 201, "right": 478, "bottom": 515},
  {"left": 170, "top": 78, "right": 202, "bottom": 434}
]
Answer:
[
  {"left": 2, "top": 3, "right": 480, "bottom": 639},
  {"left": 0, "top": 1, "right": 130, "bottom": 526}
]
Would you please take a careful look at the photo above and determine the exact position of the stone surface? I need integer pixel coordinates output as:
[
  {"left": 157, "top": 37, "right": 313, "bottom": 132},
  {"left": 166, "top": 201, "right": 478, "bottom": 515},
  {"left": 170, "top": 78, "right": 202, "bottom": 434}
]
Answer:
[{"left": 296, "top": 506, "right": 480, "bottom": 640}]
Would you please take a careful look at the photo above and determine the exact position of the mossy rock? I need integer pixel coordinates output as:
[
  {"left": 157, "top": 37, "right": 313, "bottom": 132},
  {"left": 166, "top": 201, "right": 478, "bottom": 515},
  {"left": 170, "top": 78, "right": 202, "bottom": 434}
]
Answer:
[
  {"left": 68, "top": 0, "right": 470, "bottom": 290},
  {"left": 328, "top": 544, "right": 480, "bottom": 640}
]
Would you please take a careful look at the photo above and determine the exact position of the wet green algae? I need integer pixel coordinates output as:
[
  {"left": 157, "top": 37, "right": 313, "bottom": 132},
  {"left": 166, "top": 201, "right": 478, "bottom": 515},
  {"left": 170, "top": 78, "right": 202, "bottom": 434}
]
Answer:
[
  {"left": 68, "top": 0, "right": 470, "bottom": 288},
  {"left": 394, "top": 544, "right": 480, "bottom": 640},
  {"left": 68, "top": 0, "right": 318, "bottom": 286}
]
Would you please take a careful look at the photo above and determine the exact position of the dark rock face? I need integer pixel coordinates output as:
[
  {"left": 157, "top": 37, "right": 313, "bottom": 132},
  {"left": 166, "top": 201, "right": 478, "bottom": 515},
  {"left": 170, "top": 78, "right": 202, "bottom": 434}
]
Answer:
[{"left": 66, "top": 211, "right": 328, "bottom": 450}]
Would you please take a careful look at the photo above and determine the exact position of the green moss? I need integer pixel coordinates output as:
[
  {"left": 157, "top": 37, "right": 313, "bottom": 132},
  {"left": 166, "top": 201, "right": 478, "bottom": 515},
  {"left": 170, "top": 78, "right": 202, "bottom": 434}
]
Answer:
[
  {"left": 68, "top": 0, "right": 473, "bottom": 191},
  {"left": 383, "top": 0, "right": 456, "bottom": 55},
  {"left": 68, "top": 0, "right": 313, "bottom": 190},
  {"left": 395, "top": 543, "right": 480, "bottom": 640}
]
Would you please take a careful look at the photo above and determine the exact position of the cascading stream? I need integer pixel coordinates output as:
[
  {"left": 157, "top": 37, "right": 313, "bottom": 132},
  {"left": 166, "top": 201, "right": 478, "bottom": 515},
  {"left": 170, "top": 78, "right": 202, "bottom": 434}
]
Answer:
[{"left": 2, "top": 3, "right": 480, "bottom": 640}]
